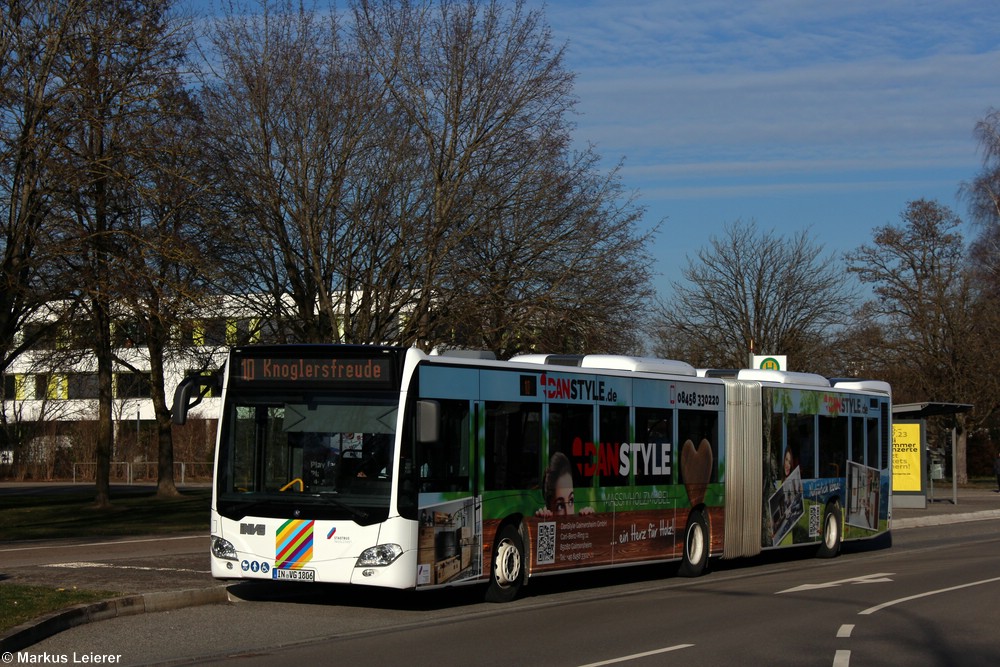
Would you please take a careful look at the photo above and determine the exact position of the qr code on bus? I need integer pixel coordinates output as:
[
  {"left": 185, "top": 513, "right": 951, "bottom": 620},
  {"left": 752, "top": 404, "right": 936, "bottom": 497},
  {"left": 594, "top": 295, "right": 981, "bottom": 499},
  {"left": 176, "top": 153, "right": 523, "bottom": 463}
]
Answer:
[
  {"left": 809, "top": 504, "right": 821, "bottom": 537},
  {"left": 537, "top": 521, "right": 556, "bottom": 565}
]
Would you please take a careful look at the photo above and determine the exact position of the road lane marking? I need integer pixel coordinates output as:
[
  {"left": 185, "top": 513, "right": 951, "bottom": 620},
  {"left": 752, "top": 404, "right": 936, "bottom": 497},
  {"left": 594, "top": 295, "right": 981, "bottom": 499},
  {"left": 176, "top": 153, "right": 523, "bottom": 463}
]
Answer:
[
  {"left": 859, "top": 576, "right": 1000, "bottom": 615},
  {"left": 577, "top": 644, "right": 695, "bottom": 666},
  {"left": 833, "top": 649, "right": 851, "bottom": 667},
  {"left": 777, "top": 573, "right": 895, "bottom": 594},
  {"left": 0, "top": 534, "right": 203, "bottom": 553},
  {"left": 43, "top": 561, "right": 210, "bottom": 574},
  {"left": 837, "top": 624, "right": 854, "bottom": 638}
]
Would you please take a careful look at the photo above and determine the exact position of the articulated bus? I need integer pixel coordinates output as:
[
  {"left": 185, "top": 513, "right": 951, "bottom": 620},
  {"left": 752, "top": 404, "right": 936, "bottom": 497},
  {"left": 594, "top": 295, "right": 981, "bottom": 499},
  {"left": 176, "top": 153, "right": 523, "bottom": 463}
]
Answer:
[{"left": 173, "top": 345, "right": 892, "bottom": 602}]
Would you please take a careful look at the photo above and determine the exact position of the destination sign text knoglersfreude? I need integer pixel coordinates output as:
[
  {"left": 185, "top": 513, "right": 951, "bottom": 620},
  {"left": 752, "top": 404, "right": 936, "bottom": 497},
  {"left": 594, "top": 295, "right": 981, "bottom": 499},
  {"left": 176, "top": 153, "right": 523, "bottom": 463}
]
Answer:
[{"left": 237, "top": 357, "right": 392, "bottom": 386}]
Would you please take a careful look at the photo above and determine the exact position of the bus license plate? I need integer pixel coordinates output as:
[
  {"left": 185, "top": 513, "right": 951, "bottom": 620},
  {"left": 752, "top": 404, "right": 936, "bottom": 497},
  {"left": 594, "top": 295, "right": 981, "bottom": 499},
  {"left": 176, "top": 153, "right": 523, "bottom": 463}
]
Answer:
[{"left": 272, "top": 568, "right": 315, "bottom": 582}]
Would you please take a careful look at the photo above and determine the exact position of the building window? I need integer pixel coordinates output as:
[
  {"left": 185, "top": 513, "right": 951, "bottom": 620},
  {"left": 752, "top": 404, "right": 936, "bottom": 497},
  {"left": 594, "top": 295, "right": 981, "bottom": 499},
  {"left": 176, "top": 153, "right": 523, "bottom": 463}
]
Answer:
[
  {"left": 115, "top": 373, "right": 151, "bottom": 399},
  {"left": 68, "top": 373, "right": 100, "bottom": 399},
  {"left": 34, "top": 374, "right": 68, "bottom": 400}
]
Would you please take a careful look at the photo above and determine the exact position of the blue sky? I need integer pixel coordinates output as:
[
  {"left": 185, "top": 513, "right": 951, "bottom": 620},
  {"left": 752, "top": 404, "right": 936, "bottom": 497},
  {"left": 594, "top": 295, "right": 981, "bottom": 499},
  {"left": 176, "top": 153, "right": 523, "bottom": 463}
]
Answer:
[{"left": 529, "top": 1, "right": 1000, "bottom": 296}]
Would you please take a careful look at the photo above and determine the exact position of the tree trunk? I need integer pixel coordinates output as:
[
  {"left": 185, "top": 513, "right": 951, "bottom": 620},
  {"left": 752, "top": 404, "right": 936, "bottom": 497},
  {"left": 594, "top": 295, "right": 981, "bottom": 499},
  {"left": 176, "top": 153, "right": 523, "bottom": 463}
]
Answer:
[{"left": 93, "top": 299, "right": 114, "bottom": 509}]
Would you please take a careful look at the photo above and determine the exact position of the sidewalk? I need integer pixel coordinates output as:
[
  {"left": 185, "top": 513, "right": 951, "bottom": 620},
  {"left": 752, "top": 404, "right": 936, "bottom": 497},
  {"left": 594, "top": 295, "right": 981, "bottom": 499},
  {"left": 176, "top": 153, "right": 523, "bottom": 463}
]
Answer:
[
  {"left": 3, "top": 486, "right": 999, "bottom": 653},
  {"left": 891, "top": 485, "right": 1000, "bottom": 528}
]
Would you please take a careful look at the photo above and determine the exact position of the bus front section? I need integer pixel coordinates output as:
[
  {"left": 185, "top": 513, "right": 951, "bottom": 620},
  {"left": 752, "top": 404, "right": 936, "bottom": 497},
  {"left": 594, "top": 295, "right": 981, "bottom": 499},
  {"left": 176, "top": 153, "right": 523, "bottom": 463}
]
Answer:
[{"left": 208, "top": 346, "right": 417, "bottom": 589}]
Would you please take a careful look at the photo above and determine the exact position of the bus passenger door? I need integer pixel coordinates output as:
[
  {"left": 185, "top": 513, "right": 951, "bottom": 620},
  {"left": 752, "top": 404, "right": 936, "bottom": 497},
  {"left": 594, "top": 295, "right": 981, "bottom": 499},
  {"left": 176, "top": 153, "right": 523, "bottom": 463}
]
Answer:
[{"left": 415, "top": 397, "right": 482, "bottom": 588}]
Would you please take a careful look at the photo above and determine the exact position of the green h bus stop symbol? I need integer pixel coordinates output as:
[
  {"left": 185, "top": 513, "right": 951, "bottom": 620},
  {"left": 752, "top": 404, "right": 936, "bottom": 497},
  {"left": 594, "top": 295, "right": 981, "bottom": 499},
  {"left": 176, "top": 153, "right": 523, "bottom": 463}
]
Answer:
[{"left": 759, "top": 357, "right": 781, "bottom": 370}]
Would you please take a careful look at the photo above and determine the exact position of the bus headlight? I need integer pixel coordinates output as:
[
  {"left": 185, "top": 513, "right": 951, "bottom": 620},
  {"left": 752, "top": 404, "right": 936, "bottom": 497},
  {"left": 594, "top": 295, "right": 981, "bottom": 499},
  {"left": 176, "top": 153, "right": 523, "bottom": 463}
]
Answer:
[
  {"left": 356, "top": 543, "right": 403, "bottom": 567},
  {"left": 212, "top": 536, "right": 238, "bottom": 561}
]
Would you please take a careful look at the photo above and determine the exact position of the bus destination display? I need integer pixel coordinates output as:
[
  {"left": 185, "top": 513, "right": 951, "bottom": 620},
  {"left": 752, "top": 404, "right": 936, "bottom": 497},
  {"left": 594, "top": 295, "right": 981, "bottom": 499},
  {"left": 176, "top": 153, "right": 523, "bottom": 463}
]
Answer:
[{"left": 234, "top": 356, "right": 394, "bottom": 388}]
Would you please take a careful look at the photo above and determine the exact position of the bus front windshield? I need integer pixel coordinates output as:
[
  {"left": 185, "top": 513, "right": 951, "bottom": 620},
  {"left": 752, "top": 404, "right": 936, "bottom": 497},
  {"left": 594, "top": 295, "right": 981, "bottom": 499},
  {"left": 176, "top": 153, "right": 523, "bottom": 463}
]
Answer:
[{"left": 217, "top": 396, "right": 398, "bottom": 524}]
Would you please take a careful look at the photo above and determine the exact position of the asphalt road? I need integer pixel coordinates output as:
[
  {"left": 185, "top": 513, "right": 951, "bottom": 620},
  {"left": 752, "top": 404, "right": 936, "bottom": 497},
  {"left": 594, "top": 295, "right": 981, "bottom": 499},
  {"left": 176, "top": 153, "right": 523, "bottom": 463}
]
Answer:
[
  {"left": 1, "top": 534, "right": 211, "bottom": 594},
  {"left": 10, "top": 518, "right": 1000, "bottom": 667}
]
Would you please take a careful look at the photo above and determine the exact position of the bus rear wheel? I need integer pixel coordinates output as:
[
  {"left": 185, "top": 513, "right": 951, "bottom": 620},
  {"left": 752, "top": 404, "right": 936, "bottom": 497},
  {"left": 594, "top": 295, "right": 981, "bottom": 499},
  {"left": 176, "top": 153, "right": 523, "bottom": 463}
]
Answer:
[
  {"left": 678, "top": 509, "right": 709, "bottom": 577},
  {"left": 817, "top": 502, "right": 842, "bottom": 558},
  {"left": 486, "top": 524, "right": 524, "bottom": 602}
]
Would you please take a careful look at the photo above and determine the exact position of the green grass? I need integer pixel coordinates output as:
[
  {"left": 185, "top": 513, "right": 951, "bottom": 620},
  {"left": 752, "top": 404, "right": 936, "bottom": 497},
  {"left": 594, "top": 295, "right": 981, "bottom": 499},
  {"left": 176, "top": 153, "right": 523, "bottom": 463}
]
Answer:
[
  {"left": 0, "top": 487, "right": 211, "bottom": 540},
  {"left": 1, "top": 487, "right": 211, "bottom": 635},
  {"left": 0, "top": 585, "right": 119, "bottom": 634}
]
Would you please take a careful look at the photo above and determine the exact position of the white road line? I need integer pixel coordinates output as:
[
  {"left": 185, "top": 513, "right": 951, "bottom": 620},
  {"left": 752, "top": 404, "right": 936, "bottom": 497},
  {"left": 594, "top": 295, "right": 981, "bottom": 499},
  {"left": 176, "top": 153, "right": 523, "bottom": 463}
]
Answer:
[
  {"left": 859, "top": 576, "right": 1000, "bottom": 615},
  {"left": 833, "top": 649, "right": 851, "bottom": 667},
  {"left": 777, "top": 573, "right": 894, "bottom": 594},
  {"left": 42, "top": 561, "right": 210, "bottom": 574},
  {"left": 0, "top": 534, "right": 203, "bottom": 553},
  {"left": 837, "top": 624, "right": 854, "bottom": 638},
  {"left": 577, "top": 645, "right": 695, "bottom": 667}
]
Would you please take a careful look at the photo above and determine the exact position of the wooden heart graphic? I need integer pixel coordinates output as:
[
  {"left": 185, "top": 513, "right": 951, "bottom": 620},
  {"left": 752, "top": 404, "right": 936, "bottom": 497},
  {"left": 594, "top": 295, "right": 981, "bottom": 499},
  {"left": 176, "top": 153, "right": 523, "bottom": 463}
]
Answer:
[{"left": 680, "top": 438, "right": 714, "bottom": 507}]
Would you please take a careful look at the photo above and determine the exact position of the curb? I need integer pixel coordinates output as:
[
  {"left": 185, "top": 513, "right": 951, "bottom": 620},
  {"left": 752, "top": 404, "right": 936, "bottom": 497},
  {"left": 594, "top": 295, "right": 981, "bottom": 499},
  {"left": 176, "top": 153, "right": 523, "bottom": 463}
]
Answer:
[
  {"left": 0, "top": 586, "right": 231, "bottom": 653},
  {"left": 892, "top": 509, "right": 1000, "bottom": 530}
]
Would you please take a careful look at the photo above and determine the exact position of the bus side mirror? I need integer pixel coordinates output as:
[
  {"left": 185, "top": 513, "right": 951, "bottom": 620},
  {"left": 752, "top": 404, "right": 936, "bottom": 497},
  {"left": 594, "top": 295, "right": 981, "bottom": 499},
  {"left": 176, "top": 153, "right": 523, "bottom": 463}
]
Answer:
[
  {"left": 416, "top": 400, "right": 440, "bottom": 443},
  {"left": 172, "top": 374, "right": 221, "bottom": 425}
]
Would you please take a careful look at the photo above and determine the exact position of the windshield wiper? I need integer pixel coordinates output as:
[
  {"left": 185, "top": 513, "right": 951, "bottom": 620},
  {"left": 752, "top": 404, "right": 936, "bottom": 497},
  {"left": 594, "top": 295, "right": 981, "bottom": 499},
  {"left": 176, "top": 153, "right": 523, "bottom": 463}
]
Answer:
[{"left": 319, "top": 493, "right": 370, "bottom": 521}]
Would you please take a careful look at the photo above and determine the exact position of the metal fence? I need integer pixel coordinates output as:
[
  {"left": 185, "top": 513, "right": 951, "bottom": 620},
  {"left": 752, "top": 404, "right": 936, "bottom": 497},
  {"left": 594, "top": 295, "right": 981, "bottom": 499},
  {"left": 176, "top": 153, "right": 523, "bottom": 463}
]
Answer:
[{"left": 71, "top": 461, "right": 213, "bottom": 484}]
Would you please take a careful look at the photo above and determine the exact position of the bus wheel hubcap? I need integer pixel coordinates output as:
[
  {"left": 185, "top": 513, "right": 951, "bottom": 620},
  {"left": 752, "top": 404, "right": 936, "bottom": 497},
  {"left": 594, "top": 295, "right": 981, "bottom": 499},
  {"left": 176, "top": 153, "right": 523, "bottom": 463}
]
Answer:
[
  {"left": 687, "top": 524, "right": 704, "bottom": 563},
  {"left": 494, "top": 539, "right": 521, "bottom": 587}
]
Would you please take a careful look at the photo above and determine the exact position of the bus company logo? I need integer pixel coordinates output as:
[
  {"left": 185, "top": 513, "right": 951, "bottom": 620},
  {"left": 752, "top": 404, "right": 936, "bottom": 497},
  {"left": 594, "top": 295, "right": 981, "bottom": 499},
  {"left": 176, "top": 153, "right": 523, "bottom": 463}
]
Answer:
[
  {"left": 539, "top": 373, "right": 614, "bottom": 402},
  {"left": 326, "top": 526, "right": 350, "bottom": 543},
  {"left": 570, "top": 436, "right": 671, "bottom": 479},
  {"left": 241, "top": 522, "right": 265, "bottom": 536},
  {"left": 823, "top": 394, "right": 867, "bottom": 416}
]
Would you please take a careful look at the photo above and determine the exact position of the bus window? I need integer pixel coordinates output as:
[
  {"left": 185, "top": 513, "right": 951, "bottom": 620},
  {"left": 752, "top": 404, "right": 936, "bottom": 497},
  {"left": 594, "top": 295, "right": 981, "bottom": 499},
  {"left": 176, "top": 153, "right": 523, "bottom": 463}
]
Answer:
[
  {"left": 851, "top": 416, "right": 865, "bottom": 464},
  {"left": 678, "top": 410, "right": 719, "bottom": 484},
  {"left": 485, "top": 402, "right": 542, "bottom": 491},
  {"left": 866, "top": 416, "right": 881, "bottom": 469},
  {"left": 790, "top": 416, "right": 815, "bottom": 479},
  {"left": 635, "top": 407, "right": 672, "bottom": 485},
  {"left": 599, "top": 405, "right": 630, "bottom": 487},
  {"left": 418, "top": 399, "right": 471, "bottom": 493},
  {"left": 818, "top": 415, "right": 848, "bottom": 478},
  {"left": 548, "top": 403, "right": 594, "bottom": 488}
]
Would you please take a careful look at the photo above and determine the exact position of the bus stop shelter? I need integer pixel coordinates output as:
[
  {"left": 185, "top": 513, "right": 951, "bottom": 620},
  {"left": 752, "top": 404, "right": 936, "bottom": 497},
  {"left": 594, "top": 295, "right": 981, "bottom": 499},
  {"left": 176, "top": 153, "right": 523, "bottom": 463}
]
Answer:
[{"left": 891, "top": 402, "right": 972, "bottom": 508}]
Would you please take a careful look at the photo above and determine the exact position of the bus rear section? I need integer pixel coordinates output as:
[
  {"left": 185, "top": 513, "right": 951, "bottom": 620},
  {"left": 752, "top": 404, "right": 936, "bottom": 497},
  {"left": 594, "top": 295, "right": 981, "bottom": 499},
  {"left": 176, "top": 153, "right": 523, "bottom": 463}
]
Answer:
[{"left": 409, "top": 358, "right": 892, "bottom": 601}]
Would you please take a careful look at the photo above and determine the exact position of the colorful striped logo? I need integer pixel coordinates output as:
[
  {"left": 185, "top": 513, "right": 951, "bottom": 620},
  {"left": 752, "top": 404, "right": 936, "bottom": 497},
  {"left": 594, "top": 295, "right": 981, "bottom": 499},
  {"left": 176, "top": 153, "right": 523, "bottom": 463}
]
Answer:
[{"left": 275, "top": 519, "right": 314, "bottom": 569}]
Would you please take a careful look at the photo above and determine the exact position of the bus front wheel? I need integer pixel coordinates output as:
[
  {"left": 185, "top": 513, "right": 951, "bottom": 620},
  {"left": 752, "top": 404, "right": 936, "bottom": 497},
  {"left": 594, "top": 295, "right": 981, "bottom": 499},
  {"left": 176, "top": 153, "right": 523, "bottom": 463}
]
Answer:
[
  {"left": 678, "top": 509, "right": 709, "bottom": 577},
  {"left": 486, "top": 524, "right": 524, "bottom": 602},
  {"left": 817, "top": 502, "right": 842, "bottom": 558}
]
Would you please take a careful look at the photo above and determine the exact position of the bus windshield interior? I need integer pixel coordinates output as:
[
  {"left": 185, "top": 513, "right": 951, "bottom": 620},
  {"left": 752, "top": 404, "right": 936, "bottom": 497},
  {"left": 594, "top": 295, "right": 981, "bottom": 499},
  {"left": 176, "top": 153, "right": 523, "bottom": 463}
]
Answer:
[{"left": 218, "top": 397, "right": 398, "bottom": 522}]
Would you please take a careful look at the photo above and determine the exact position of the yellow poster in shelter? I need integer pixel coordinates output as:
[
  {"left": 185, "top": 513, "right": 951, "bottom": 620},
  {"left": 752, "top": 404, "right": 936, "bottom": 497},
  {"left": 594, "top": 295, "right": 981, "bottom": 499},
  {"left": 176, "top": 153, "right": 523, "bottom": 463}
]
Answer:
[{"left": 892, "top": 422, "right": 922, "bottom": 492}]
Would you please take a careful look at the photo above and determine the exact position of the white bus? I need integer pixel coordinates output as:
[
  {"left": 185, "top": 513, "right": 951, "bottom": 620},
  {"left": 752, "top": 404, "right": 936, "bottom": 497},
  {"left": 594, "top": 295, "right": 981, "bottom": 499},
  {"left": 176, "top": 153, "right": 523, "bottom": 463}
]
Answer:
[{"left": 173, "top": 345, "right": 892, "bottom": 602}]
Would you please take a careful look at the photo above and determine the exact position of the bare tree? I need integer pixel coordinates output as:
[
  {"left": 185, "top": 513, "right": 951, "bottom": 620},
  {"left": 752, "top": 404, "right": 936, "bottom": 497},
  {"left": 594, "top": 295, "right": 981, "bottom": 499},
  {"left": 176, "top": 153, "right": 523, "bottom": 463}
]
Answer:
[
  {"left": 0, "top": 0, "right": 87, "bottom": 453},
  {"left": 845, "top": 199, "right": 982, "bottom": 482},
  {"left": 200, "top": 0, "right": 399, "bottom": 344},
  {"left": 963, "top": 108, "right": 1000, "bottom": 235},
  {"left": 54, "top": 0, "right": 196, "bottom": 506},
  {"left": 200, "top": 0, "right": 653, "bottom": 354},
  {"left": 964, "top": 110, "right": 1000, "bottom": 430},
  {"left": 652, "top": 220, "right": 854, "bottom": 370},
  {"left": 353, "top": 0, "right": 589, "bottom": 350},
  {"left": 115, "top": 81, "right": 215, "bottom": 498},
  {"left": 353, "top": 0, "right": 659, "bottom": 354},
  {"left": 445, "top": 154, "right": 656, "bottom": 357}
]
